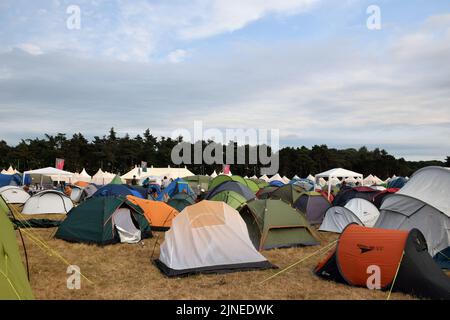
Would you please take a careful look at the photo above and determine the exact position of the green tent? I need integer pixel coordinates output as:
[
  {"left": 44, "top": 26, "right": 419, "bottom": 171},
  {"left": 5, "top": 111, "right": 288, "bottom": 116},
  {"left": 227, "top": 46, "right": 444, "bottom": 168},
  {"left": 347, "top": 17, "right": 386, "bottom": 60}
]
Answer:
[
  {"left": 109, "top": 175, "right": 123, "bottom": 185},
  {"left": 183, "top": 175, "right": 211, "bottom": 194},
  {"left": 0, "top": 196, "right": 10, "bottom": 217},
  {"left": 209, "top": 190, "right": 249, "bottom": 210},
  {"left": 208, "top": 175, "right": 247, "bottom": 190},
  {"left": 269, "top": 184, "right": 305, "bottom": 205},
  {"left": 243, "top": 179, "right": 260, "bottom": 193},
  {"left": 0, "top": 201, "right": 34, "bottom": 300},
  {"left": 55, "top": 196, "right": 152, "bottom": 245},
  {"left": 167, "top": 193, "right": 196, "bottom": 212},
  {"left": 239, "top": 199, "right": 320, "bottom": 250},
  {"left": 252, "top": 179, "right": 270, "bottom": 189}
]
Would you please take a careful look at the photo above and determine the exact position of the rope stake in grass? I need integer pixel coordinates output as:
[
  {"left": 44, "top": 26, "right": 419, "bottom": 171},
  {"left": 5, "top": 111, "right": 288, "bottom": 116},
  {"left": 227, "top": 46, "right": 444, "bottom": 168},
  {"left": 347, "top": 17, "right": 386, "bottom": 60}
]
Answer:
[
  {"left": 387, "top": 250, "right": 404, "bottom": 300},
  {"left": 8, "top": 204, "right": 95, "bottom": 285},
  {"left": 259, "top": 239, "right": 338, "bottom": 285}
]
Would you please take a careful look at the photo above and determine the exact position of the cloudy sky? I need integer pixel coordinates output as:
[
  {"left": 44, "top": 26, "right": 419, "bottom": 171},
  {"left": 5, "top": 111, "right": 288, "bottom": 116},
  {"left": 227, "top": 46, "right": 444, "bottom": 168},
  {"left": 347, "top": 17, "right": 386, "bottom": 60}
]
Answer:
[{"left": 0, "top": 0, "right": 449, "bottom": 160}]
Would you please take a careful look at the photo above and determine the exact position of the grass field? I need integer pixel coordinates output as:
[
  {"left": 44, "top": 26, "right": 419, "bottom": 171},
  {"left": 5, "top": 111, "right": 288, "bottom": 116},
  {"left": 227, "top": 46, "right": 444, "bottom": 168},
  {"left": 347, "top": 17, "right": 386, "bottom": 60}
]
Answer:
[{"left": 15, "top": 224, "right": 423, "bottom": 300}]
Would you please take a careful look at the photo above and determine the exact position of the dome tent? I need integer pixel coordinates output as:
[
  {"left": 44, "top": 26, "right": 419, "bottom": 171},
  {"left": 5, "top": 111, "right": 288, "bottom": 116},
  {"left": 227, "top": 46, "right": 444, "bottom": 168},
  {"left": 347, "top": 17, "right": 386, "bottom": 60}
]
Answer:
[
  {"left": 206, "top": 181, "right": 255, "bottom": 202},
  {"left": 55, "top": 196, "right": 152, "bottom": 245},
  {"left": 126, "top": 195, "right": 179, "bottom": 231},
  {"left": 0, "top": 186, "right": 30, "bottom": 204},
  {"left": 319, "top": 198, "right": 381, "bottom": 233},
  {"left": 0, "top": 205, "right": 34, "bottom": 299},
  {"left": 375, "top": 166, "right": 450, "bottom": 267},
  {"left": 269, "top": 184, "right": 306, "bottom": 205},
  {"left": 239, "top": 199, "right": 320, "bottom": 250},
  {"left": 315, "top": 224, "right": 450, "bottom": 300},
  {"left": 167, "top": 193, "right": 196, "bottom": 212},
  {"left": 22, "top": 190, "right": 73, "bottom": 215},
  {"left": 154, "top": 201, "right": 275, "bottom": 277},
  {"left": 293, "top": 192, "right": 331, "bottom": 224}
]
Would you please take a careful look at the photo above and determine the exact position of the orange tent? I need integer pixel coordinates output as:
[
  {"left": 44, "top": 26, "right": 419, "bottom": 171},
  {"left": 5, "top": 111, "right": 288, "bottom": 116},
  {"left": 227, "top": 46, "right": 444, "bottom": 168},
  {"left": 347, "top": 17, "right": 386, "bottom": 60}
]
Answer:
[
  {"left": 75, "top": 181, "right": 90, "bottom": 187},
  {"left": 315, "top": 224, "right": 450, "bottom": 299},
  {"left": 126, "top": 195, "right": 179, "bottom": 230}
]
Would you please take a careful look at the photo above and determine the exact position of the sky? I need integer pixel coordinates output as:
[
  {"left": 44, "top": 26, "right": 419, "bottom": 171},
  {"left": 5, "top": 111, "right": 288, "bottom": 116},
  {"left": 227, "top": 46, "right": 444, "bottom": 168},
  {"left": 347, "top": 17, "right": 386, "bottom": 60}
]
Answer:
[{"left": 0, "top": 0, "right": 449, "bottom": 161}]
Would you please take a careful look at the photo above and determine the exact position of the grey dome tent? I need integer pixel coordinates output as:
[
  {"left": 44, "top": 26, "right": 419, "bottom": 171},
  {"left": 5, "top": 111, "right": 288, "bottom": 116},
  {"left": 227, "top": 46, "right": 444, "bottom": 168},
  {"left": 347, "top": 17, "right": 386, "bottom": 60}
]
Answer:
[
  {"left": 319, "top": 198, "right": 380, "bottom": 233},
  {"left": 375, "top": 166, "right": 450, "bottom": 268}
]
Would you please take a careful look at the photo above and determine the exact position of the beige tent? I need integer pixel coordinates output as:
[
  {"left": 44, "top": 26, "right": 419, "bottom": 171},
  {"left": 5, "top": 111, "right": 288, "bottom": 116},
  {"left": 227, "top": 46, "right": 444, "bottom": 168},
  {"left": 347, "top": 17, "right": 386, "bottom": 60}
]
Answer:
[{"left": 155, "top": 201, "right": 274, "bottom": 277}]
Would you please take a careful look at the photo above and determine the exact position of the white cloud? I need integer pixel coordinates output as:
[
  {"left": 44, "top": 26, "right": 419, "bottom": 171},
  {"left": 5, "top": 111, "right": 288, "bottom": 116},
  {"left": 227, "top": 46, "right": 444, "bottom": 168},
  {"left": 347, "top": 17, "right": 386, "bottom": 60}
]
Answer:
[
  {"left": 16, "top": 43, "right": 43, "bottom": 55},
  {"left": 167, "top": 49, "right": 189, "bottom": 63}
]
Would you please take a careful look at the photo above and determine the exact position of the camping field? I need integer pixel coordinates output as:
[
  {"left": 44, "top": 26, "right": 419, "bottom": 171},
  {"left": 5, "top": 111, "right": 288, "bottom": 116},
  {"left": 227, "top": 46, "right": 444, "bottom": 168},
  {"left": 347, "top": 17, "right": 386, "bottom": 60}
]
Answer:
[{"left": 16, "top": 226, "right": 421, "bottom": 300}]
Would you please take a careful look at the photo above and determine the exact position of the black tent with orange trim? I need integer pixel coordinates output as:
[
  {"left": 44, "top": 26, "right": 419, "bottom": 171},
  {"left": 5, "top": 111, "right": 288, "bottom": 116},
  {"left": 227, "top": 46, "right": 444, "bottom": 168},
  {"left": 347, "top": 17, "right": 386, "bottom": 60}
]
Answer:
[{"left": 315, "top": 224, "right": 450, "bottom": 300}]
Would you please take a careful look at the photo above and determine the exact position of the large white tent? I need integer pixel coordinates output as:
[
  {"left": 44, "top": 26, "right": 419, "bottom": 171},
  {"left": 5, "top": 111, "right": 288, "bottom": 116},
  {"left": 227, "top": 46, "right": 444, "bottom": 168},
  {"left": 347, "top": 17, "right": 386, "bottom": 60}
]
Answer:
[
  {"left": 23, "top": 167, "right": 74, "bottom": 185},
  {"left": 121, "top": 165, "right": 194, "bottom": 183},
  {"left": 74, "top": 168, "right": 91, "bottom": 183},
  {"left": 315, "top": 168, "right": 363, "bottom": 201},
  {"left": 210, "top": 170, "right": 218, "bottom": 178}
]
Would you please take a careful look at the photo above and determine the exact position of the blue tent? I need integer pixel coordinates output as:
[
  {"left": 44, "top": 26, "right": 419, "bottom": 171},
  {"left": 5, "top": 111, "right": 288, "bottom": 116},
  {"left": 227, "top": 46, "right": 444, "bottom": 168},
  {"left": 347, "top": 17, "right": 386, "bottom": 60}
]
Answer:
[
  {"left": 0, "top": 173, "right": 25, "bottom": 187},
  {"left": 269, "top": 180, "right": 285, "bottom": 187},
  {"left": 92, "top": 184, "right": 144, "bottom": 199},
  {"left": 388, "top": 177, "right": 407, "bottom": 189},
  {"left": 164, "top": 178, "right": 195, "bottom": 198},
  {"left": 291, "top": 179, "right": 314, "bottom": 191},
  {"left": 148, "top": 184, "right": 164, "bottom": 201}
]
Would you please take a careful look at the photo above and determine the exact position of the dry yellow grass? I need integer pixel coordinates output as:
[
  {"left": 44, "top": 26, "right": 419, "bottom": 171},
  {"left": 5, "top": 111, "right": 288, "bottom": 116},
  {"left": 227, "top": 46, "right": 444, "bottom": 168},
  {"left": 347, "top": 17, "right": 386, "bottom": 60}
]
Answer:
[{"left": 13, "top": 227, "right": 424, "bottom": 300}]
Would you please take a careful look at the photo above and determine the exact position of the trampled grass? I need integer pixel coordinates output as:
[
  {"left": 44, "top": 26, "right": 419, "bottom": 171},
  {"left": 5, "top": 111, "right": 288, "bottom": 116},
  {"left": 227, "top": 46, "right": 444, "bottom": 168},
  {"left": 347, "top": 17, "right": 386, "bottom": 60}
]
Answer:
[{"left": 16, "top": 227, "right": 420, "bottom": 300}]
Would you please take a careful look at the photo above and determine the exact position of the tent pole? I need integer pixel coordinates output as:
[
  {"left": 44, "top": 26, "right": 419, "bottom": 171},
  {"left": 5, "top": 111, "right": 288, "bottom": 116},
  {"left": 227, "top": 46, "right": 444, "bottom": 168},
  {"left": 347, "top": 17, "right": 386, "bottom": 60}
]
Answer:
[{"left": 328, "top": 177, "right": 332, "bottom": 201}]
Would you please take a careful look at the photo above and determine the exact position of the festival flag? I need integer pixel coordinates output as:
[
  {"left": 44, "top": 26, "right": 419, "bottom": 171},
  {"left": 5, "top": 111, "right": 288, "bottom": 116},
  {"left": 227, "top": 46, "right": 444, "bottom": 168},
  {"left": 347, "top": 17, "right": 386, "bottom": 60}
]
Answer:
[
  {"left": 141, "top": 161, "right": 148, "bottom": 172},
  {"left": 55, "top": 158, "right": 65, "bottom": 170}
]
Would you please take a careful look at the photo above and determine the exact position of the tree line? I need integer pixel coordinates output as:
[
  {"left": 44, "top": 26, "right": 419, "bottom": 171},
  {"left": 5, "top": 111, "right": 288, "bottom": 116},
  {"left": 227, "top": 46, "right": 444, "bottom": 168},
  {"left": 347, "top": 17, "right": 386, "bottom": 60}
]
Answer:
[{"left": 0, "top": 128, "right": 448, "bottom": 180}]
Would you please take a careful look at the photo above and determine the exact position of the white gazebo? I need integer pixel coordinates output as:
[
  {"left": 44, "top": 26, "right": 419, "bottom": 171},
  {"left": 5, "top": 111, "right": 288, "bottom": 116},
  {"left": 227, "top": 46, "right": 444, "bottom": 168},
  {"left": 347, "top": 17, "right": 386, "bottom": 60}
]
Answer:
[
  {"left": 23, "top": 167, "right": 74, "bottom": 185},
  {"left": 315, "top": 168, "right": 364, "bottom": 201}
]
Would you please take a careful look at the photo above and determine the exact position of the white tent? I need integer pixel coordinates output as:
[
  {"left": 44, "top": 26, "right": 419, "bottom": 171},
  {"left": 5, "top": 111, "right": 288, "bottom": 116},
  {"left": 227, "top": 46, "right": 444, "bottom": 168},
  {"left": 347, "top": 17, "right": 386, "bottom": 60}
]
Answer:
[
  {"left": 0, "top": 186, "right": 30, "bottom": 204},
  {"left": 22, "top": 190, "right": 73, "bottom": 215},
  {"left": 292, "top": 175, "right": 301, "bottom": 180},
  {"left": 155, "top": 201, "right": 274, "bottom": 276},
  {"left": 344, "top": 176, "right": 357, "bottom": 184},
  {"left": 259, "top": 175, "right": 270, "bottom": 182},
  {"left": 282, "top": 176, "right": 290, "bottom": 184},
  {"left": 1, "top": 166, "right": 18, "bottom": 175},
  {"left": 244, "top": 176, "right": 249, "bottom": 179},
  {"left": 373, "top": 176, "right": 384, "bottom": 185},
  {"left": 268, "top": 174, "right": 284, "bottom": 183},
  {"left": 75, "top": 168, "right": 91, "bottom": 183},
  {"left": 23, "top": 167, "right": 74, "bottom": 185},
  {"left": 319, "top": 198, "right": 380, "bottom": 233},
  {"left": 250, "top": 175, "right": 258, "bottom": 180},
  {"left": 122, "top": 165, "right": 194, "bottom": 183},
  {"left": 315, "top": 168, "right": 363, "bottom": 201},
  {"left": 363, "top": 174, "right": 377, "bottom": 186},
  {"left": 306, "top": 174, "right": 315, "bottom": 181},
  {"left": 210, "top": 170, "right": 218, "bottom": 178},
  {"left": 91, "top": 169, "right": 116, "bottom": 185}
]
